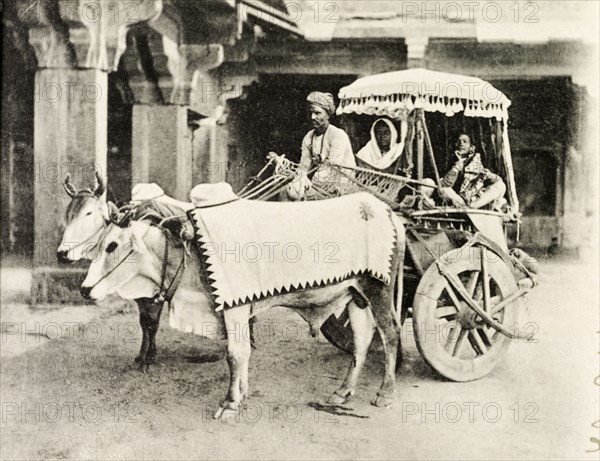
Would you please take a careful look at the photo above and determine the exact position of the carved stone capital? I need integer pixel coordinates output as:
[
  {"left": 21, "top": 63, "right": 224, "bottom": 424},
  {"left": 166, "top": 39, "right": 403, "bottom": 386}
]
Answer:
[
  {"left": 163, "top": 39, "right": 225, "bottom": 106},
  {"left": 78, "top": 0, "right": 163, "bottom": 71},
  {"left": 223, "top": 27, "right": 257, "bottom": 63},
  {"left": 24, "top": 0, "right": 163, "bottom": 71},
  {"left": 190, "top": 63, "right": 259, "bottom": 118},
  {"left": 23, "top": 0, "right": 77, "bottom": 68}
]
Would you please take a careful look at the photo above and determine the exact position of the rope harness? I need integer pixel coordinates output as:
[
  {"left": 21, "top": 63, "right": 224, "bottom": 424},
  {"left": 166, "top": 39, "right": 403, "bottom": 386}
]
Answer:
[{"left": 153, "top": 230, "right": 187, "bottom": 306}]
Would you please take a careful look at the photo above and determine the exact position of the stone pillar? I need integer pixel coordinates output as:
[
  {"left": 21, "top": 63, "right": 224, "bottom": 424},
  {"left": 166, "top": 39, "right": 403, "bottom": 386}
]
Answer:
[
  {"left": 193, "top": 114, "right": 229, "bottom": 185},
  {"left": 131, "top": 104, "right": 193, "bottom": 200},
  {"left": 31, "top": 69, "right": 108, "bottom": 303},
  {"left": 561, "top": 145, "right": 585, "bottom": 252},
  {"left": 405, "top": 36, "right": 429, "bottom": 69}
]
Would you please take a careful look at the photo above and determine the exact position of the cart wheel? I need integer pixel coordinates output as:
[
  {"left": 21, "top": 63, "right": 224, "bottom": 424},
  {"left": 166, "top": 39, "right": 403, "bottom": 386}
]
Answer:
[{"left": 412, "top": 245, "right": 519, "bottom": 382}]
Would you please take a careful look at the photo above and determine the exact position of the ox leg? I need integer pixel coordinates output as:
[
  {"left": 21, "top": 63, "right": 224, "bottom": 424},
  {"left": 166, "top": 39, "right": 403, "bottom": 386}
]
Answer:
[
  {"left": 135, "top": 299, "right": 151, "bottom": 366},
  {"left": 329, "top": 301, "right": 375, "bottom": 405},
  {"left": 145, "top": 301, "right": 164, "bottom": 366},
  {"left": 135, "top": 299, "right": 163, "bottom": 372},
  {"left": 369, "top": 231, "right": 403, "bottom": 407},
  {"left": 215, "top": 304, "right": 252, "bottom": 419},
  {"left": 369, "top": 299, "right": 399, "bottom": 408}
]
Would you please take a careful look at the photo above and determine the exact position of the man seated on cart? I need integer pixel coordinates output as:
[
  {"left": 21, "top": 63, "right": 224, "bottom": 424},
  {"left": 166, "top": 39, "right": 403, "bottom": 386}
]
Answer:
[
  {"left": 288, "top": 92, "right": 356, "bottom": 200},
  {"left": 438, "top": 133, "right": 506, "bottom": 210}
]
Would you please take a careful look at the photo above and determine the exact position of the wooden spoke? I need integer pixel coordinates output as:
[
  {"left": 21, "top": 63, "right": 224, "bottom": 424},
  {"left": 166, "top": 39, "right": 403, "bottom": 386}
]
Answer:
[
  {"left": 444, "top": 281, "right": 465, "bottom": 312},
  {"left": 452, "top": 329, "right": 469, "bottom": 357},
  {"left": 436, "top": 305, "right": 458, "bottom": 319},
  {"left": 444, "top": 323, "right": 461, "bottom": 353},
  {"left": 468, "top": 330, "right": 488, "bottom": 355},
  {"left": 477, "top": 328, "right": 493, "bottom": 347},
  {"left": 481, "top": 248, "right": 491, "bottom": 313},
  {"left": 466, "top": 271, "right": 480, "bottom": 297},
  {"left": 472, "top": 283, "right": 483, "bottom": 302}
]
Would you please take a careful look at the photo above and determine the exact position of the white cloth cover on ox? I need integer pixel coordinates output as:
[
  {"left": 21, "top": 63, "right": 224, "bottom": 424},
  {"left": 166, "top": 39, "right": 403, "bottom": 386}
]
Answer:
[
  {"left": 190, "top": 192, "right": 398, "bottom": 310},
  {"left": 190, "top": 182, "right": 239, "bottom": 208}
]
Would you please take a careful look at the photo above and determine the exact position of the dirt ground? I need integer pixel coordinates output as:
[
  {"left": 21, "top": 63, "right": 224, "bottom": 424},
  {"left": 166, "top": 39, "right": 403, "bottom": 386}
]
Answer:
[{"left": 1, "top": 259, "right": 599, "bottom": 460}]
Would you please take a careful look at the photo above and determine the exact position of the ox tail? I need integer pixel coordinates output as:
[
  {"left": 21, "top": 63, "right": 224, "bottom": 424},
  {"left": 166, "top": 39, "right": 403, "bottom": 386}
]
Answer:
[{"left": 391, "top": 213, "right": 406, "bottom": 370}]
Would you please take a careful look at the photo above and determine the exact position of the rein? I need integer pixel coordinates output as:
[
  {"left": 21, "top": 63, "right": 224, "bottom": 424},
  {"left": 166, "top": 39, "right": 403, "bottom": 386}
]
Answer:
[
  {"left": 86, "top": 224, "right": 151, "bottom": 293},
  {"left": 87, "top": 248, "right": 136, "bottom": 293},
  {"left": 154, "top": 234, "right": 187, "bottom": 305}
]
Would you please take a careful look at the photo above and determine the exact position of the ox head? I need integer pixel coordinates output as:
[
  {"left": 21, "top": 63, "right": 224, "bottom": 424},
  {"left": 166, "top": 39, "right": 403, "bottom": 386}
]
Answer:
[
  {"left": 58, "top": 170, "right": 114, "bottom": 262},
  {"left": 80, "top": 221, "right": 162, "bottom": 301}
]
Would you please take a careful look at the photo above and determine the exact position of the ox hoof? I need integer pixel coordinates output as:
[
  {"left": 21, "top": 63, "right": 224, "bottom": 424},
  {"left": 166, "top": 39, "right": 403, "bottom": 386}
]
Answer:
[
  {"left": 328, "top": 390, "right": 353, "bottom": 405},
  {"left": 371, "top": 394, "right": 393, "bottom": 408},
  {"left": 134, "top": 355, "right": 143, "bottom": 363},
  {"left": 213, "top": 405, "right": 240, "bottom": 421}
]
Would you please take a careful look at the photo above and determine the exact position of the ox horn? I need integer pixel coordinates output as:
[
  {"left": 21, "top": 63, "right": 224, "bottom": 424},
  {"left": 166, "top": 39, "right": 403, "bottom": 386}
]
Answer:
[
  {"left": 63, "top": 174, "right": 77, "bottom": 197},
  {"left": 94, "top": 169, "right": 105, "bottom": 197}
]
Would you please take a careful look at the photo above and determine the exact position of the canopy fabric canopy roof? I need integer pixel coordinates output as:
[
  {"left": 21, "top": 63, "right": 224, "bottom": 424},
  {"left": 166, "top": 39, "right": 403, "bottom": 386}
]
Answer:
[{"left": 337, "top": 68, "right": 511, "bottom": 121}]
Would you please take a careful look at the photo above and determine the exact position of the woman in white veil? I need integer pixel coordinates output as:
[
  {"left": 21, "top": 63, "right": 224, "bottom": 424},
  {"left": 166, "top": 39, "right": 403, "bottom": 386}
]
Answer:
[{"left": 356, "top": 118, "right": 407, "bottom": 171}]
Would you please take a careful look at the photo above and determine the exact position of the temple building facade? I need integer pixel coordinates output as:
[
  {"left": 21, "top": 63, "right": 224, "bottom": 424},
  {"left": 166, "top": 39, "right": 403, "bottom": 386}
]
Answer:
[{"left": 1, "top": 0, "right": 598, "bottom": 302}]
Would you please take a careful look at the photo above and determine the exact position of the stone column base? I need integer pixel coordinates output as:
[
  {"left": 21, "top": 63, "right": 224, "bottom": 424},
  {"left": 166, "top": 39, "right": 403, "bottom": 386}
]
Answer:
[{"left": 31, "top": 267, "right": 93, "bottom": 305}]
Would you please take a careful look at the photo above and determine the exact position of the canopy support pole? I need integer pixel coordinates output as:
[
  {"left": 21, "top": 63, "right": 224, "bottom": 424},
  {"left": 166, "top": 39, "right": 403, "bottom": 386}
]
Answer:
[
  {"left": 419, "top": 110, "right": 442, "bottom": 187},
  {"left": 403, "top": 112, "right": 415, "bottom": 177},
  {"left": 416, "top": 109, "right": 424, "bottom": 181}
]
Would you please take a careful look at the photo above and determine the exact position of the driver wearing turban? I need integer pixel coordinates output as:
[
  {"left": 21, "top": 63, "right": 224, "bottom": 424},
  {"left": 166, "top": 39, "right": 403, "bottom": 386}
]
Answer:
[{"left": 292, "top": 92, "right": 355, "bottom": 199}]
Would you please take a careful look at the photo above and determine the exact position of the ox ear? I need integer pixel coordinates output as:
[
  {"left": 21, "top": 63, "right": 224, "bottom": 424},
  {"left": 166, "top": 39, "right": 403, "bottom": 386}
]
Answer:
[
  {"left": 94, "top": 169, "right": 105, "bottom": 197},
  {"left": 63, "top": 174, "right": 77, "bottom": 197},
  {"left": 107, "top": 201, "right": 120, "bottom": 221}
]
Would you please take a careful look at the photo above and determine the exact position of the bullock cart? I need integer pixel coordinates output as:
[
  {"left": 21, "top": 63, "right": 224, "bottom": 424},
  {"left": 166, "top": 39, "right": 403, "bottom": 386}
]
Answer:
[{"left": 238, "top": 69, "right": 538, "bottom": 382}]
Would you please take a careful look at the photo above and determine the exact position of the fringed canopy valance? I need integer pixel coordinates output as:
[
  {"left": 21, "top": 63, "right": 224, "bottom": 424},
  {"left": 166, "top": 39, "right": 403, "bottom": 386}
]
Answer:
[{"left": 337, "top": 68, "right": 511, "bottom": 121}]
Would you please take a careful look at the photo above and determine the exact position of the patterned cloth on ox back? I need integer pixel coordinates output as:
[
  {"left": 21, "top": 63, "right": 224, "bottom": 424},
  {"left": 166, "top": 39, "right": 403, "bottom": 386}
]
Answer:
[{"left": 190, "top": 192, "right": 398, "bottom": 310}]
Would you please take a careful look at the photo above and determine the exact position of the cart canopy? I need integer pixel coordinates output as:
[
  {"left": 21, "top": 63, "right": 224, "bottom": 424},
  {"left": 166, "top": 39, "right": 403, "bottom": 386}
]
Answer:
[
  {"left": 337, "top": 68, "right": 511, "bottom": 122},
  {"left": 336, "top": 68, "right": 519, "bottom": 211}
]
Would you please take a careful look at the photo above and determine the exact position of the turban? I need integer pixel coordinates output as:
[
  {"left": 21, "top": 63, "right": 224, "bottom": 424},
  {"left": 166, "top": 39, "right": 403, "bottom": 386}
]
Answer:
[{"left": 306, "top": 92, "right": 336, "bottom": 115}]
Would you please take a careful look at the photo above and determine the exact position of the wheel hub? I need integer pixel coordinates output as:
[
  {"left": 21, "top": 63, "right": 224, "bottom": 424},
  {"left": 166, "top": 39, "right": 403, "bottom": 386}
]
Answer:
[{"left": 457, "top": 304, "right": 484, "bottom": 329}]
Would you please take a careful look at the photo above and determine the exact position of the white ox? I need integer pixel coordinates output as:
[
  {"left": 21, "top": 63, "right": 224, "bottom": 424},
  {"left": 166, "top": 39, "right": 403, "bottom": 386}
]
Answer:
[{"left": 81, "top": 191, "right": 406, "bottom": 417}]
